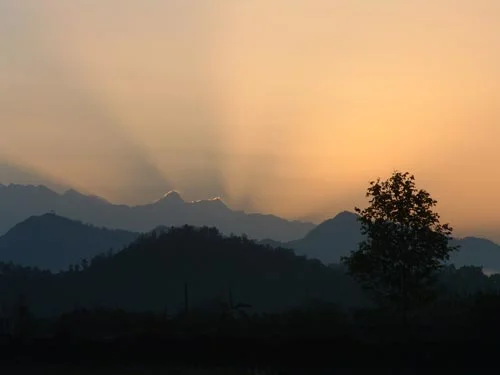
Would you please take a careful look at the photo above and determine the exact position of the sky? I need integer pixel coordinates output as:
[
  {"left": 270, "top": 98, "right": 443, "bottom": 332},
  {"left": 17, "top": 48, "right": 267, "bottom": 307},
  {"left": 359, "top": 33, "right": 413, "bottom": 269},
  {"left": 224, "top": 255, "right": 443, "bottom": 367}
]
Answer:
[{"left": 1, "top": 0, "right": 499, "bottom": 240}]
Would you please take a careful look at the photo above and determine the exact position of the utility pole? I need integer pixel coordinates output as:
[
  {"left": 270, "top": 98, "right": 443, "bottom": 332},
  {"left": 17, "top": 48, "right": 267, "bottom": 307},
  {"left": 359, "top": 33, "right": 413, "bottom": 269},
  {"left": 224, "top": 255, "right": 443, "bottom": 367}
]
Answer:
[
  {"left": 184, "top": 282, "right": 189, "bottom": 315},
  {"left": 228, "top": 287, "right": 234, "bottom": 310}
]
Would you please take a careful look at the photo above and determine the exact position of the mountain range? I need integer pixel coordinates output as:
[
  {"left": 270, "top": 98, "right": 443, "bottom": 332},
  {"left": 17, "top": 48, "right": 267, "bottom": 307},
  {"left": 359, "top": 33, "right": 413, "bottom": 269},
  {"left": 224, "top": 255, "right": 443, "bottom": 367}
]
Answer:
[
  {"left": 0, "top": 209, "right": 499, "bottom": 274},
  {"left": 0, "top": 184, "right": 314, "bottom": 242},
  {"left": 0, "top": 184, "right": 498, "bottom": 273}
]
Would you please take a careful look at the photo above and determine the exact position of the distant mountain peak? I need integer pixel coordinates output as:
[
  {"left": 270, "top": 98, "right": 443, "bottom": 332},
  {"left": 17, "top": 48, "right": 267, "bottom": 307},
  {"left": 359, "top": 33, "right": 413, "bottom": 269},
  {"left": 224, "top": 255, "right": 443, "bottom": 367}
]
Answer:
[
  {"left": 302, "top": 211, "right": 360, "bottom": 242},
  {"left": 315, "top": 211, "right": 358, "bottom": 228},
  {"left": 190, "top": 196, "right": 229, "bottom": 211},
  {"left": 208, "top": 196, "right": 224, "bottom": 201},
  {"left": 193, "top": 196, "right": 225, "bottom": 203},
  {"left": 332, "top": 211, "right": 358, "bottom": 221},
  {"left": 39, "top": 212, "right": 67, "bottom": 219},
  {"left": 156, "top": 190, "right": 184, "bottom": 204},
  {"left": 14, "top": 213, "right": 93, "bottom": 231}
]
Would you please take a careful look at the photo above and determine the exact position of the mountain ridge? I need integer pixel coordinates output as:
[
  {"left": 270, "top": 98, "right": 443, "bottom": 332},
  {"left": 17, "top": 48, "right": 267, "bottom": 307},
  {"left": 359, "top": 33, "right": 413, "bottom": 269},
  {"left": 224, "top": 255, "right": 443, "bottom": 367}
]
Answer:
[
  {"left": 0, "top": 184, "right": 314, "bottom": 241},
  {"left": 2, "top": 210, "right": 500, "bottom": 274},
  {"left": 0, "top": 213, "right": 139, "bottom": 272},
  {"left": 262, "top": 211, "right": 500, "bottom": 273}
]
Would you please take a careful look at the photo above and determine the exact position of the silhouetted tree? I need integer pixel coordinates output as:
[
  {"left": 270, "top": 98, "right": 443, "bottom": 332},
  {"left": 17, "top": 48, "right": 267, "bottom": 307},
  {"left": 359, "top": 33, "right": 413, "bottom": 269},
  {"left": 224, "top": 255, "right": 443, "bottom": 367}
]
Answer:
[
  {"left": 342, "top": 171, "right": 458, "bottom": 323},
  {"left": 81, "top": 258, "right": 89, "bottom": 270}
]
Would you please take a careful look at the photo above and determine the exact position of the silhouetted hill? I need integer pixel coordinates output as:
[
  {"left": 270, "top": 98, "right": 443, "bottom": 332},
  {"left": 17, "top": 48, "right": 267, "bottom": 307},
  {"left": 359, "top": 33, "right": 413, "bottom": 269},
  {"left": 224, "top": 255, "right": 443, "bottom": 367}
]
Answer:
[
  {"left": 0, "top": 184, "right": 314, "bottom": 241},
  {"left": 0, "top": 213, "right": 138, "bottom": 272},
  {"left": 450, "top": 237, "right": 500, "bottom": 275},
  {"left": 288, "top": 211, "right": 362, "bottom": 264},
  {"left": 0, "top": 226, "right": 366, "bottom": 317},
  {"left": 262, "top": 212, "right": 500, "bottom": 273}
]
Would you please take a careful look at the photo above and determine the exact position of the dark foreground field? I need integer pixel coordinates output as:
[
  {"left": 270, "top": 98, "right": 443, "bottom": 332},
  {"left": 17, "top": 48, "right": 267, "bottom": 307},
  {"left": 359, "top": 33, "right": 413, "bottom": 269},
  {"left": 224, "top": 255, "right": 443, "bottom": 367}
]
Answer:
[
  {"left": 0, "top": 335, "right": 498, "bottom": 374},
  {"left": 0, "top": 365, "right": 264, "bottom": 375}
]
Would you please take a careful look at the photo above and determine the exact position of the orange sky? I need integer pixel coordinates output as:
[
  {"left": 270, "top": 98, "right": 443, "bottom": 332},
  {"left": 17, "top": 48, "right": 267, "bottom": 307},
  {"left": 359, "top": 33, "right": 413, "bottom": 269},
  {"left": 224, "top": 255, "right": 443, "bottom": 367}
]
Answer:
[{"left": 1, "top": 0, "right": 499, "bottom": 240}]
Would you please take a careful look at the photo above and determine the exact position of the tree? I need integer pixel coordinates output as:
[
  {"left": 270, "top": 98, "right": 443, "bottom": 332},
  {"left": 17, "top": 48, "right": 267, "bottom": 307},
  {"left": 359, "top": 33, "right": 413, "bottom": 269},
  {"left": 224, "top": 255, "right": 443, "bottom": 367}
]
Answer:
[{"left": 342, "top": 171, "right": 458, "bottom": 320}]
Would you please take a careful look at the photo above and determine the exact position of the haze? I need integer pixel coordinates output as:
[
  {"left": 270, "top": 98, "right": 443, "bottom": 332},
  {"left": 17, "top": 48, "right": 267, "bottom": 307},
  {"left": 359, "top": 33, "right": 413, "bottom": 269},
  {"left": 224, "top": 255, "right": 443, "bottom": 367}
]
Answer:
[{"left": 1, "top": 0, "right": 499, "bottom": 241}]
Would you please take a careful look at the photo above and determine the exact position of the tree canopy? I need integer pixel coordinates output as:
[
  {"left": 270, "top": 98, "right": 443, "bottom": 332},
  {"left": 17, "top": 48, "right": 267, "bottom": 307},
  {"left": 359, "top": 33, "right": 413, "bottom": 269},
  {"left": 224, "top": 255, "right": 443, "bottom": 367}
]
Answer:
[{"left": 342, "top": 171, "right": 458, "bottom": 312}]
